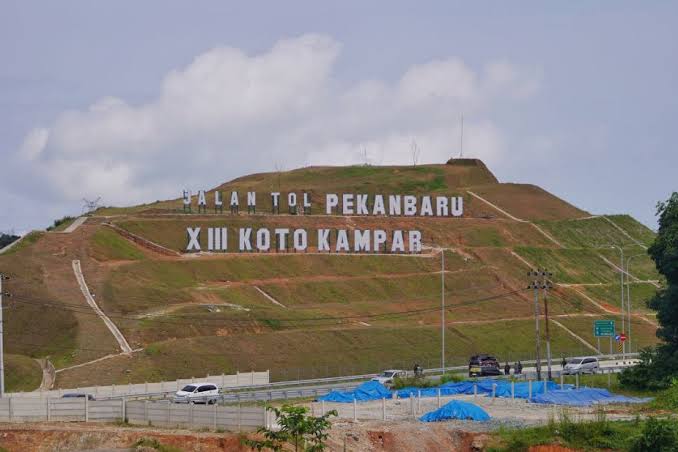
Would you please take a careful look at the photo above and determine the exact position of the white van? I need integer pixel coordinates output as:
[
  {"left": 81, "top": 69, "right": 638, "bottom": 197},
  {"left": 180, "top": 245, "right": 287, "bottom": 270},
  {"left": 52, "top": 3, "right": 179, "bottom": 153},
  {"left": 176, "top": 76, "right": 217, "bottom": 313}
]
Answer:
[
  {"left": 562, "top": 357, "right": 599, "bottom": 375},
  {"left": 173, "top": 382, "right": 220, "bottom": 404}
]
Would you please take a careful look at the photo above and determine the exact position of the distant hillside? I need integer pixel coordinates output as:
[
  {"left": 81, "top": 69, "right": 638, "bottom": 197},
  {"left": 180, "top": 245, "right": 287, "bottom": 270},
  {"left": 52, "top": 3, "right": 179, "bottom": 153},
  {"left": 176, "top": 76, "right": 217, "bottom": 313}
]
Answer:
[{"left": 0, "top": 159, "right": 659, "bottom": 389}]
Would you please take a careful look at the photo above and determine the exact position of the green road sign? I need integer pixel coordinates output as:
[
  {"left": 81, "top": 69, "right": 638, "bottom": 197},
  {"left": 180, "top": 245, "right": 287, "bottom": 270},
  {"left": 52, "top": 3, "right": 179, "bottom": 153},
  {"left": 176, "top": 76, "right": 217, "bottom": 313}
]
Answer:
[{"left": 594, "top": 320, "right": 615, "bottom": 337}]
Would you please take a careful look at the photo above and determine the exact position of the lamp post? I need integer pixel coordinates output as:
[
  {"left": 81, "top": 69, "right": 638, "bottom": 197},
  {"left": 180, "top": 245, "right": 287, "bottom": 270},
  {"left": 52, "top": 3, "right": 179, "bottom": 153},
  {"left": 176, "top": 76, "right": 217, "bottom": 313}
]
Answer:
[{"left": 625, "top": 253, "right": 645, "bottom": 354}]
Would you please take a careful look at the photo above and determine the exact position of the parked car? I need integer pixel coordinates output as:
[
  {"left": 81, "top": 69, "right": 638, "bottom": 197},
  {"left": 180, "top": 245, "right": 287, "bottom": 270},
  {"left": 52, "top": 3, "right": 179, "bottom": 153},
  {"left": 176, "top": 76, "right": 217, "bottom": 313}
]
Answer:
[
  {"left": 372, "top": 370, "right": 407, "bottom": 387},
  {"left": 468, "top": 354, "right": 502, "bottom": 377},
  {"left": 173, "top": 382, "right": 220, "bottom": 404},
  {"left": 562, "top": 357, "right": 599, "bottom": 375},
  {"left": 61, "top": 393, "right": 95, "bottom": 401}
]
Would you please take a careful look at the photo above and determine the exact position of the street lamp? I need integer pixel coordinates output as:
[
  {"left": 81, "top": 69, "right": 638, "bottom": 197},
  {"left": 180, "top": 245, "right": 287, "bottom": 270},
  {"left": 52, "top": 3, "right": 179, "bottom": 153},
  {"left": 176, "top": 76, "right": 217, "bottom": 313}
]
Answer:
[{"left": 625, "top": 253, "right": 645, "bottom": 354}]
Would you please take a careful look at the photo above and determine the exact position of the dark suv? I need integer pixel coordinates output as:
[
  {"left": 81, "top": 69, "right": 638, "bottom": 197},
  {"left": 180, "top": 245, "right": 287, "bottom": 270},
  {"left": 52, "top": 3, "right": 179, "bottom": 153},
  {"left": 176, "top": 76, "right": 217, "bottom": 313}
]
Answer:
[{"left": 468, "top": 354, "right": 501, "bottom": 377}]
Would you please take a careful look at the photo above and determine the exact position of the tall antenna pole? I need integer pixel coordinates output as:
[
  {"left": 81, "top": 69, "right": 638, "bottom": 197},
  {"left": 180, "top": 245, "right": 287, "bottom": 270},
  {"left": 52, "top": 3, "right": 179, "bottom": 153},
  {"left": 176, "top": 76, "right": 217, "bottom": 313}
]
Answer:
[{"left": 459, "top": 113, "right": 464, "bottom": 158}]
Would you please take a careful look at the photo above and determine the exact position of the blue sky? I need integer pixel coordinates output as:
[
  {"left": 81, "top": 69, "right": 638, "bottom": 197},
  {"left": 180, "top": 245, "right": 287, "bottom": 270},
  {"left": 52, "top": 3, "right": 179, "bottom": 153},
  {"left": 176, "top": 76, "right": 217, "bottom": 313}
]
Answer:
[{"left": 1, "top": 1, "right": 676, "bottom": 232}]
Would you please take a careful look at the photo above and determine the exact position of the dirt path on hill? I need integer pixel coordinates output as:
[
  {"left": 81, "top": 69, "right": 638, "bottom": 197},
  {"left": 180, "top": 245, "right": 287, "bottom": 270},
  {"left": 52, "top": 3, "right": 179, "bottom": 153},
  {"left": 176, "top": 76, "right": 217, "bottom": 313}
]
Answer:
[{"left": 34, "top": 359, "right": 55, "bottom": 391}]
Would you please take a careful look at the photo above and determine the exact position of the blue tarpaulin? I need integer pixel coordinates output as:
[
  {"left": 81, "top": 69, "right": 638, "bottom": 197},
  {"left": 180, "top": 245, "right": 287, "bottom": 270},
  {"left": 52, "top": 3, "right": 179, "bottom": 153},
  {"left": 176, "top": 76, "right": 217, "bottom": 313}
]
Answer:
[
  {"left": 420, "top": 400, "right": 491, "bottom": 422},
  {"left": 318, "top": 381, "right": 392, "bottom": 403},
  {"left": 493, "top": 380, "right": 563, "bottom": 399},
  {"left": 531, "top": 388, "right": 652, "bottom": 406}
]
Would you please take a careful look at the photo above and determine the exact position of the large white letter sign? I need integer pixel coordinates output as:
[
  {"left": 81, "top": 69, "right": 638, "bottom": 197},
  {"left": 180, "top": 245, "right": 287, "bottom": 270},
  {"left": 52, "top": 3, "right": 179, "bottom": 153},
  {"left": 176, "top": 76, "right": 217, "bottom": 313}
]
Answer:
[
  {"left": 239, "top": 228, "right": 253, "bottom": 251},
  {"left": 354, "top": 230, "right": 371, "bottom": 252},
  {"left": 326, "top": 194, "right": 338, "bottom": 214},
  {"left": 275, "top": 228, "right": 290, "bottom": 250},
  {"left": 374, "top": 230, "right": 387, "bottom": 252},
  {"left": 420, "top": 196, "right": 433, "bottom": 216},
  {"left": 391, "top": 230, "right": 405, "bottom": 253},
  {"left": 186, "top": 227, "right": 201, "bottom": 251},
  {"left": 207, "top": 227, "right": 228, "bottom": 251},
  {"left": 198, "top": 190, "right": 207, "bottom": 207},
  {"left": 403, "top": 195, "right": 417, "bottom": 216},
  {"left": 247, "top": 192, "right": 256, "bottom": 207},
  {"left": 214, "top": 191, "right": 223, "bottom": 207},
  {"left": 288, "top": 193, "right": 297, "bottom": 208},
  {"left": 436, "top": 196, "right": 449, "bottom": 216},
  {"left": 451, "top": 196, "right": 463, "bottom": 217},
  {"left": 408, "top": 230, "right": 422, "bottom": 253},
  {"left": 389, "top": 195, "right": 402, "bottom": 216},
  {"left": 230, "top": 191, "right": 239, "bottom": 206},
  {"left": 183, "top": 190, "right": 191, "bottom": 206},
  {"left": 373, "top": 195, "right": 386, "bottom": 215},
  {"left": 342, "top": 194, "right": 354, "bottom": 215},
  {"left": 256, "top": 229, "right": 270, "bottom": 251},
  {"left": 271, "top": 192, "right": 280, "bottom": 207},
  {"left": 293, "top": 229, "right": 307, "bottom": 251},
  {"left": 336, "top": 230, "right": 350, "bottom": 252},
  {"left": 356, "top": 194, "right": 369, "bottom": 215},
  {"left": 318, "top": 229, "right": 331, "bottom": 251}
]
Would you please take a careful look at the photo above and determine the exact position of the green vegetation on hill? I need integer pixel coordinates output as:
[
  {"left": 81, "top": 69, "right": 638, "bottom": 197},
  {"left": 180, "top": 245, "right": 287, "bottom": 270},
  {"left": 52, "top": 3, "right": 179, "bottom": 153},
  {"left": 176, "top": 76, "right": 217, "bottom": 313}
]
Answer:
[
  {"left": 90, "top": 227, "right": 145, "bottom": 261},
  {"left": 513, "top": 247, "right": 620, "bottom": 284},
  {"left": 5, "top": 354, "right": 42, "bottom": 392},
  {"left": 0, "top": 231, "right": 43, "bottom": 255}
]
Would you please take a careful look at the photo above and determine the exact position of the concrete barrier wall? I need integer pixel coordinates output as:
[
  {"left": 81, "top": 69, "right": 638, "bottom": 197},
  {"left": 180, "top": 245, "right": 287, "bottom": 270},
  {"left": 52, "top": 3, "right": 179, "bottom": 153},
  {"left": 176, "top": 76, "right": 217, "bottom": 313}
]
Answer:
[
  {"left": 9, "top": 370, "right": 270, "bottom": 399},
  {"left": 0, "top": 398, "right": 265, "bottom": 432}
]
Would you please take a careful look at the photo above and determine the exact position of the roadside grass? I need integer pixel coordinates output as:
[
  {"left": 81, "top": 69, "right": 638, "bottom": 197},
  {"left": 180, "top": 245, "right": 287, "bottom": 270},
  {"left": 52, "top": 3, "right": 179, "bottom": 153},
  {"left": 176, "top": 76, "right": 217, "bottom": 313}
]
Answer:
[
  {"left": 0, "top": 231, "right": 44, "bottom": 255},
  {"left": 89, "top": 227, "right": 146, "bottom": 261},
  {"left": 5, "top": 354, "right": 42, "bottom": 392},
  {"left": 534, "top": 216, "right": 652, "bottom": 249},
  {"left": 583, "top": 282, "right": 658, "bottom": 314},
  {"left": 488, "top": 414, "right": 647, "bottom": 452},
  {"left": 605, "top": 214, "right": 657, "bottom": 247},
  {"left": 468, "top": 183, "right": 588, "bottom": 221},
  {"left": 554, "top": 315, "right": 658, "bottom": 354},
  {"left": 513, "top": 247, "right": 623, "bottom": 284},
  {"left": 55, "top": 320, "right": 586, "bottom": 387}
]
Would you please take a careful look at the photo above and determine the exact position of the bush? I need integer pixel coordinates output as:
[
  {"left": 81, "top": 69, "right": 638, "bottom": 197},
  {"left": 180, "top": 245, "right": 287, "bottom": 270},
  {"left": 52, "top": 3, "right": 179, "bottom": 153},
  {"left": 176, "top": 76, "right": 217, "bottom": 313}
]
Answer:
[
  {"left": 629, "top": 417, "right": 678, "bottom": 452},
  {"left": 619, "top": 347, "right": 676, "bottom": 391},
  {"left": 439, "top": 373, "right": 465, "bottom": 384},
  {"left": 391, "top": 376, "right": 435, "bottom": 389}
]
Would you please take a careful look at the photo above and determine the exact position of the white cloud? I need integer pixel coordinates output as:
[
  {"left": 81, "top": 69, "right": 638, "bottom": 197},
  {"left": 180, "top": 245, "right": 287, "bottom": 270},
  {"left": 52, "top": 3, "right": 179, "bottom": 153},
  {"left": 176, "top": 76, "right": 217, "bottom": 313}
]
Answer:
[{"left": 15, "top": 34, "right": 540, "bottom": 207}]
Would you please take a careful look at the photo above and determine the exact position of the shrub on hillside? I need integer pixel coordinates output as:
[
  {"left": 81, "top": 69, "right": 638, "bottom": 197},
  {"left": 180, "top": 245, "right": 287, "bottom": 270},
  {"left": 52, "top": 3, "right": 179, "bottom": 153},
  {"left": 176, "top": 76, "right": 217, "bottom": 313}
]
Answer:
[
  {"left": 0, "top": 233, "right": 19, "bottom": 249},
  {"left": 629, "top": 417, "right": 678, "bottom": 452},
  {"left": 46, "top": 216, "right": 76, "bottom": 231}
]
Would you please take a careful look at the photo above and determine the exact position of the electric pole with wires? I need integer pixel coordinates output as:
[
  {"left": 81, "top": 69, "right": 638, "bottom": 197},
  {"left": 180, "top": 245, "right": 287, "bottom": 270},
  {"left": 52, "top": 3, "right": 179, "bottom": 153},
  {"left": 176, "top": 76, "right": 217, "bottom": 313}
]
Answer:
[
  {"left": 528, "top": 269, "right": 554, "bottom": 381},
  {"left": 528, "top": 271, "right": 543, "bottom": 381},
  {"left": 540, "top": 270, "right": 554, "bottom": 380},
  {"left": 0, "top": 273, "right": 10, "bottom": 397}
]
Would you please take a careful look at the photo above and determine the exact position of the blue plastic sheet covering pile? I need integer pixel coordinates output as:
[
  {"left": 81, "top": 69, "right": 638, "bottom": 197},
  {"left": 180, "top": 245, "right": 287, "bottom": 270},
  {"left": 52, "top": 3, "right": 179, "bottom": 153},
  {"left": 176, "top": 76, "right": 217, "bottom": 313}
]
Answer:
[
  {"left": 420, "top": 400, "right": 491, "bottom": 422},
  {"left": 532, "top": 388, "right": 652, "bottom": 406},
  {"left": 318, "top": 381, "right": 392, "bottom": 403}
]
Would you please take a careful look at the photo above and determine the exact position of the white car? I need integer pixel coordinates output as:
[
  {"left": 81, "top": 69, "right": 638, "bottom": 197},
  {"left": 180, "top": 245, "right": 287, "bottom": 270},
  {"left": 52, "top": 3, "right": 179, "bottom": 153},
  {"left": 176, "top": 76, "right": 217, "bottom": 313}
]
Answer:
[
  {"left": 371, "top": 370, "right": 407, "bottom": 386},
  {"left": 173, "top": 382, "right": 220, "bottom": 404},
  {"left": 562, "top": 357, "right": 599, "bottom": 375}
]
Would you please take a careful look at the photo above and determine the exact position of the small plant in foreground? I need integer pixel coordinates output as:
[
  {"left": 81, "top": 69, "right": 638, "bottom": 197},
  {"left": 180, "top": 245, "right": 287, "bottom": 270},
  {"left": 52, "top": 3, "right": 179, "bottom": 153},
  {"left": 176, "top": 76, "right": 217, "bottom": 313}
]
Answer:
[{"left": 243, "top": 405, "right": 337, "bottom": 452}]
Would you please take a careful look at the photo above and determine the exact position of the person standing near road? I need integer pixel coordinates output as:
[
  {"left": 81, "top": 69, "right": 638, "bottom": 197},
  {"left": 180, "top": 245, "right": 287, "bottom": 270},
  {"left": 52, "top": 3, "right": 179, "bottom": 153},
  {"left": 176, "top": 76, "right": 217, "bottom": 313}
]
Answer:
[
  {"left": 516, "top": 361, "right": 523, "bottom": 374},
  {"left": 504, "top": 362, "right": 511, "bottom": 375},
  {"left": 561, "top": 356, "right": 567, "bottom": 369}
]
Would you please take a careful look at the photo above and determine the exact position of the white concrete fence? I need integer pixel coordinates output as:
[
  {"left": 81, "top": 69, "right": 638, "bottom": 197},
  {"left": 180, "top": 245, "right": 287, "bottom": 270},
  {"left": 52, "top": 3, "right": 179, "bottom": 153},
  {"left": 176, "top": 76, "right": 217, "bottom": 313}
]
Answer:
[
  {"left": 0, "top": 398, "right": 266, "bottom": 431},
  {"left": 8, "top": 371, "right": 269, "bottom": 399}
]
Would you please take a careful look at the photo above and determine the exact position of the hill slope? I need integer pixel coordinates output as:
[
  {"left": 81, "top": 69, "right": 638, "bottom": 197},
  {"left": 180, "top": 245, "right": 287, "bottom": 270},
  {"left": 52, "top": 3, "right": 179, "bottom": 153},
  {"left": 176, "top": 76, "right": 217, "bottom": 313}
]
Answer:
[{"left": 0, "top": 159, "right": 659, "bottom": 388}]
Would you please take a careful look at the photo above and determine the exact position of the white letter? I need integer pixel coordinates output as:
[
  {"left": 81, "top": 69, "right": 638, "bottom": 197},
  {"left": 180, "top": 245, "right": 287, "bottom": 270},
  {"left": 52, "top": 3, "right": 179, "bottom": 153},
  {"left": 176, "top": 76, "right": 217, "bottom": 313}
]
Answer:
[
  {"left": 256, "top": 229, "right": 270, "bottom": 251},
  {"left": 391, "top": 231, "right": 405, "bottom": 253},
  {"left": 239, "top": 228, "right": 252, "bottom": 251},
  {"left": 420, "top": 196, "right": 433, "bottom": 216},
  {"left": 436, "top": 196, "right": 449, "bottom": 216},
  {"left": 403, "top": 195, "right": 417, "bottom": 216},
  {"left": 326, "top": 194, "right": 339, "bottom": 214},
  {"left": 374, "top": 230, "right": 387, "bottom": 252},
  {"left": 342, "top": 194, "right": 354, "bottom": 215},
  {"left": 271, "top": 192, "right": 280, "bottom": 207},
  {"left": 183, "top": 190, "right": 191, "bottom": 206},
  {"left": 275, "top": 228, "right": 290, "bottom": 250},
  {"left": 318, "top": 229, "right": 331, "bottom": 251},
  {"left": 247, "top": 191, "right": 256, "bottom": 207},
  {"left": 198, "top": 190, "right": 207, "bottom": 207},
  {"left": 356, "top": 194, "right": 369, "bottom": 215},
  {"left": 303, "top": 193, "right": 311, "bottom": 208},
  {"left": 389, "top": 195, "right": 402, "bottom": 216},
  {"left": 288, "top": 192, "right": 297, "bottom": 207},
  {"left": 220, "top": 228, "right": 227, "bottom": 250},
  {"left": 186, "top": 227, "right": 201, "bottom": 251},
  {"left": 293, "top": 229, "right": 307, "bottom": 251},
  {"left": 354, "top": 230, "right": 371, "bottom": 252},
  {"left": 408, "top": 230, "right": 422, "bottom": 253},
  {"left": 214, "top": 191, "right": 223, "bottom": 207},
  {"left": 451, "top": 196, "right": 464, "bottom": 217},
  {"left": 336, "top": 230, "right": 350, "bottom": 252},
  {"left": 230, "top": 191, "right": 239, "bottom": 206},
  {"left": 373, "top": 195, "right": 386, "bottom": 215},
  {"left": 208, "top": 228, "right": 215, "bottom": 250}
]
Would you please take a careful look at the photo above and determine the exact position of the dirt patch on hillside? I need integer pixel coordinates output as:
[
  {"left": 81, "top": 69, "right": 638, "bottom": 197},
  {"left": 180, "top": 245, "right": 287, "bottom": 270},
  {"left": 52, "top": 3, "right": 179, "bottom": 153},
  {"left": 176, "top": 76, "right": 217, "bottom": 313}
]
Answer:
[{"left": 0, "top": 423, "right": 249, "bottom": 452}]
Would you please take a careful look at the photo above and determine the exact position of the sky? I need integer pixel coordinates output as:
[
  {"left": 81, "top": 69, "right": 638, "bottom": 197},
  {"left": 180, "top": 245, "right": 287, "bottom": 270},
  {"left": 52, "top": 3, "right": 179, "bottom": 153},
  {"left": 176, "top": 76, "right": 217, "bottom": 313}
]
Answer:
[{"left": 1, "top": 1, "right": 676, "bottom": 233}]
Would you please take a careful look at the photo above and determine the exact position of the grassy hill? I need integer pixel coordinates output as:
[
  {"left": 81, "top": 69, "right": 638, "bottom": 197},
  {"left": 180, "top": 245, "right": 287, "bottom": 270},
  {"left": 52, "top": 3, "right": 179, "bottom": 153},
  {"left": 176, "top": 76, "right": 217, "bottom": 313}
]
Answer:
[{"left": 0, "top": 159, "right": 661, "bottom": 388}]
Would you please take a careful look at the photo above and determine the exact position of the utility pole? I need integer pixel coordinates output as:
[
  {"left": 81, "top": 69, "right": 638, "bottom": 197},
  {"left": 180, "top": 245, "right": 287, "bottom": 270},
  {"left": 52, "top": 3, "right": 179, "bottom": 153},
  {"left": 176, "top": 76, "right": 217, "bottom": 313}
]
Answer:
[
  {"left": 540, "top": 270, "right": 554, "bottom": 380},
  {"left": 0, "top": 273, "right": 9, "bottom": 397},
  {"left": 528, "top": 270, "right": 542, "bottom": 381},
  {"left": 441, "top": 249, "right": 445, "bottom": 373}
]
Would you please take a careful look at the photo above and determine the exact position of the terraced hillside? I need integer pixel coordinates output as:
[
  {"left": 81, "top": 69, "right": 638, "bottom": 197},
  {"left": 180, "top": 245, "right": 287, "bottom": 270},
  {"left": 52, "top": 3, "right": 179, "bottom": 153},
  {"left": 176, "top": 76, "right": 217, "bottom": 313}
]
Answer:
[{"left": 0, "top": 159, "right": 661, "bottom": 389}]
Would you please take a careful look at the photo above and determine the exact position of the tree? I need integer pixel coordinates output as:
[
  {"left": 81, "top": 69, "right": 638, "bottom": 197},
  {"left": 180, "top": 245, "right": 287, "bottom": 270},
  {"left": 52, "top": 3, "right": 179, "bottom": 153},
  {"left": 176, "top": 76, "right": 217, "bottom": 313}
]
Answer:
[
  {"left": 243, "top": 405, "right": 337, "bottom": 452},
  {"left": 620, "top": 192, "right": 678, "bottom": 389},
  {"left": 0, "top": 233, "right": 19, "bottom": 249}
]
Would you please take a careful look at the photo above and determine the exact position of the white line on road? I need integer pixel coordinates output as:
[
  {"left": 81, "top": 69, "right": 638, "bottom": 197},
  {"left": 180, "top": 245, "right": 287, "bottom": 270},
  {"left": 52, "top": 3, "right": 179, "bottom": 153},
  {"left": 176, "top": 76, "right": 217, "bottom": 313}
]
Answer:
[{"left": 72, "top": 260, "right": 133, "bottom": 353}]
